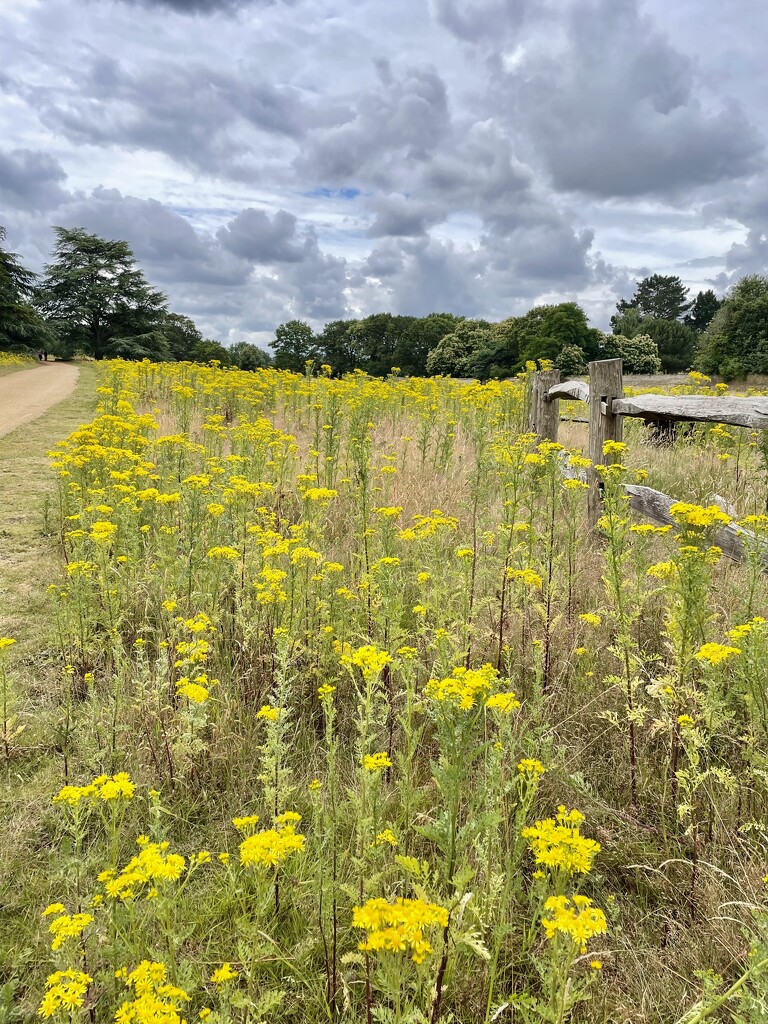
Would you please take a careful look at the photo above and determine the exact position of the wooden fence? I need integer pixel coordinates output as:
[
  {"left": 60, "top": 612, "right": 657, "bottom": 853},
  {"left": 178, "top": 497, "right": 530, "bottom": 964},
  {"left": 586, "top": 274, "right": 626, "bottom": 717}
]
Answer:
[{"left": 528, "top": 358, "right": 768, "bottom": 567}]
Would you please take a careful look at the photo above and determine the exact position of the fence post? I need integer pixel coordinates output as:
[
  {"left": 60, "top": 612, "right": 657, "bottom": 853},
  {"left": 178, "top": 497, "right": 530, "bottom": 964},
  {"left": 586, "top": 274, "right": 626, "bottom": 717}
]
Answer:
[
  {"left": 587, "top": 359, "right": 624, "bottom": 527},
  {"left": 528, "top": 368, "right": 561, "bottom": 441}
]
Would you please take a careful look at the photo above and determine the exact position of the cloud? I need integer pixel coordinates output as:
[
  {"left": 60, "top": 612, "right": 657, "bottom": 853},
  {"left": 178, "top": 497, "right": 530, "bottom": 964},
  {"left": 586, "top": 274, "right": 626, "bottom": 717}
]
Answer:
[
  {"left": 0, "top": 148, "right": 71, "bottom": 212},
  {"left": 366, "top": 195, "right": 443, "bottom": 237},
  {"left": 216, "top": 208, "right": 306, "bottom": 262},
  {"left": 295, "top": 64, "right": 450, "bottom": 189},
  {"left": 24, "top": 55, "right": 329, "bottom": 181},
  {"left": 115, "top": 0, "right": 283, "bottom": 12},
  {"left": 429, "top": 0, "right": 532, "bottom": 43},
  {"left": 526, "top": 1, "right": 760, "bottom": 197}
]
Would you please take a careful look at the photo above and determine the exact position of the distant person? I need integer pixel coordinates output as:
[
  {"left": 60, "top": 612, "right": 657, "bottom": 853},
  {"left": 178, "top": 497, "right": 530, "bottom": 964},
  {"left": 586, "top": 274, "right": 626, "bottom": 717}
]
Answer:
[
  {"left": 43, "top": 350, "right": 48, "bottom": 361},
  {"left": 37, "top": 349, "right": 43, "bottom": 362}
]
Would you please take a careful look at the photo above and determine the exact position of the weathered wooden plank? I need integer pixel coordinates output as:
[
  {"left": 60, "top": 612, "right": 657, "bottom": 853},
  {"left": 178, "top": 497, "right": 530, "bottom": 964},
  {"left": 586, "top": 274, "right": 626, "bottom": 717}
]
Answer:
[
  {"left": 624, "top": 484, "right": 768, "bottom": 568},
  {"left": 588, "top": 359, "right": 624, "bottom": 527},
  {"left": 529, "top": 368, "right": 561, "bottom": 440},
  {"left": 557, "top": 456, "right": 768, "bottom": 570},
  {"left": 548, "top": 379, "right": 590, "bottom": 403},
  {"left": 613, "top": 394, "right": 768, "bottom": 430}
]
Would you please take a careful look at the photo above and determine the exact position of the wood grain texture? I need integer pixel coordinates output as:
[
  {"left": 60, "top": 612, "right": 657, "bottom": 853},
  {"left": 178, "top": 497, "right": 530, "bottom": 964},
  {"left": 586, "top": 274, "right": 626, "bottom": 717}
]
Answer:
[{"left": 613, "top": 394, "right": 768, "bottom": 430}]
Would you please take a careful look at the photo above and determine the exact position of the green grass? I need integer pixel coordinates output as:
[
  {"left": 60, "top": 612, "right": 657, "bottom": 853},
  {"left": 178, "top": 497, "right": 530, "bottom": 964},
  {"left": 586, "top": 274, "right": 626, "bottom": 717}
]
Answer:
[{"left": 0, "top": 365, "right": 98, "bottom": 998}]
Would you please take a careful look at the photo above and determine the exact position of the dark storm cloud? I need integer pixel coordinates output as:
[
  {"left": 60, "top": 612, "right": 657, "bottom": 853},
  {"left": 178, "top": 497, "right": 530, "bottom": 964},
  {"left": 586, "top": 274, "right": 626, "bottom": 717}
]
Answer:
[
  {"left": 115, "top": 0, "right": 285, "bottom": 12},
  {"left": 26, "top": 56, "right": 330, "bottom": 180},
  {"left": 502, "top": 0, "right": 763, "bottom": 198},
  {"left": 0, "top": 149, "right": 71, "bottom": 212},
  {"left": 60, "top": 188, "right": 253, "bottom": 286},
  {"left": 429, "top": 0, "right": 531, "bottom": 43},
  {"left": 60, "top": 188, "right": 348, "bottom": 325},
  {"left": 703, "top": 174, "right": 768, "bottom": 278},
  {"left": 366, "top": 195, "right": 443, "bottom": 238},
  {"left": 294, "top": 65, "right": 450, "bottom": 188},
  {"left": 1, "top": 0, "right": 766, "bottom": 339},
  {"left": 216, "top": 208, "right": 306, "bottom": 262}
]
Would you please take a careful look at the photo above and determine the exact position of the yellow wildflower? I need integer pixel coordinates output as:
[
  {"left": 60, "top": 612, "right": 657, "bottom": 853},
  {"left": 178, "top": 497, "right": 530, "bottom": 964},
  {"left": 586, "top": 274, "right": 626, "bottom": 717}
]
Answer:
[{"left": 363, "top": 752, "right": 392, "bottom": 772}]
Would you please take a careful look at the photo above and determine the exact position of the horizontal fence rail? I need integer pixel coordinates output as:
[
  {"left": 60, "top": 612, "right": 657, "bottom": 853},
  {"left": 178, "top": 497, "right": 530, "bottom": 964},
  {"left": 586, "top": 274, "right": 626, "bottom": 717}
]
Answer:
[{"left": 530, "top": 359, "right": 768, "bottom": 563}]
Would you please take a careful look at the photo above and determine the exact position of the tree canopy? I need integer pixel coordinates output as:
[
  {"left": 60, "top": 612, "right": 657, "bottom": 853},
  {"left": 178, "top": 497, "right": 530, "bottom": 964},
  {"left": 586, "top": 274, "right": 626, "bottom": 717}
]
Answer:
[
  {"left": 35, "top": 228, "right": 169, "bottom": 360},
  {"left": 0, "top": 226, "right": 52, "bottom": 351},
  {"left": 684, "top": 289, "right": 722, "bottom": 334},
  {"left": 613, "top": 274, "right": 691, "bottom": 323},
  {"left": 696, "top": 275, "right": 768, "bottom": 380}
]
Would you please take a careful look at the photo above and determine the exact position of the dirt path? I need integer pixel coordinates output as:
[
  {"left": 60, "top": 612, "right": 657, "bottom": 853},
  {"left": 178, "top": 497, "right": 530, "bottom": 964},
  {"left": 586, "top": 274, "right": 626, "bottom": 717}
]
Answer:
[{"left": 0, "top": 362, "right": 80, "bottom": 438}]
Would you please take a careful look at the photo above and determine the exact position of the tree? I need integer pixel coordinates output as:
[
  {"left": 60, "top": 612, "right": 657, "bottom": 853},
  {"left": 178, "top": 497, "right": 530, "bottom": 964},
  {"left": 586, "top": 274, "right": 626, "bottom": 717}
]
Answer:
[
  {"left": 696, "top": 275, "right": 768, "bottom": 379},
  {"left": 157, "top": 312, "right": 205, "bottom": 361},
  {"left": 601, "top": 333, "right": 662, "bottom": 374},
  {"left": 425, "top": 320, "right": 491, "bottom": 377},
  {"left": 271, "top": 320, "right": 318, "bottom": 372},
  {"left": 34, "top": 228, "right": 168, "bottom": 359},
  {"left": 684, "top": 290, "right": 722, "bottom": 334},
  {"left": 188, "top": 339, "right": 232, "bottom": 365},
  {"left": 556, "top": 344, "right": 587, "bottom": 377},
  {"left": 394, "top": 313, "right": 460, "bottom": 376},
  {"left": 470, "top": 317, "right": 521, "bottom": 379},
  {"left": 641, "top": 318, "right": 697, "bottom": 372},
  {"left": 0, "top": 226, "right": 52, "bottom": 351},
  {"left": 609, "top": 307, "right": 644, "bottom": 339},
  {"left": 229, "top": 341, "right": 272, "bottom": 371},
  {"left": 518, "top": 303, "right": 599, "bottom": 369},
  {"left": 614, "top": 274, "right": 691, "bottom": 323}
]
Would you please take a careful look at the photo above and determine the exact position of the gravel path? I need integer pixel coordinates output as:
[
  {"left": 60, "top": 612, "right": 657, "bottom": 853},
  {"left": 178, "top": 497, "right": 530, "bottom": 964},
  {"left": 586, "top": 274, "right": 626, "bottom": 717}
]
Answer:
[{"left": 0, "top": 363, "right": 80, "bottom": 438}]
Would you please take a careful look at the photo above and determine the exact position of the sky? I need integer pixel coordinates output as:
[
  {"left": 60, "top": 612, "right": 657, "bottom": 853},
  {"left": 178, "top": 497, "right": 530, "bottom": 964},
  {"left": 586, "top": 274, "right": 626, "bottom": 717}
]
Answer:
[{"left": 1, "top": 0, "right": 766, "bottom": 348}]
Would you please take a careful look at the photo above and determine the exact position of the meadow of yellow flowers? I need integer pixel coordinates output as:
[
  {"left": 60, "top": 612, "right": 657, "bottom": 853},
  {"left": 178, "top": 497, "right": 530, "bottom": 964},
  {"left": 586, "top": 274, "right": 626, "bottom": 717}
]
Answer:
[{"left": 3, "top": 360, "right": 768, "bottom": 1023}]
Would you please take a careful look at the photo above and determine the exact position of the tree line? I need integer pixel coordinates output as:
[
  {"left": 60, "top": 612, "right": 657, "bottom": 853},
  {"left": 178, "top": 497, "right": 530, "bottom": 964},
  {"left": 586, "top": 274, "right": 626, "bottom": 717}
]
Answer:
[
  {"left": 270, "top": 275, "right": 734, "bottom": 379},
  {"left": 0, "top": 226, "right": 269, "bottom": 370},
  {"left": 2, "top": 224, "right": 766, "bottom": 379}
]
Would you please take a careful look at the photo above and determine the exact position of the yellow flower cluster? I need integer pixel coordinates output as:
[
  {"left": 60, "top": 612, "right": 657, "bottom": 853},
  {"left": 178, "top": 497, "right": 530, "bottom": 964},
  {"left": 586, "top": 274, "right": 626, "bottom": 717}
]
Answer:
[
  {"left": 363, "top": 752, "right": 392, "bottom": 772},
  {"left": 340, "top": 643, "right": 391, "bottom": 679},
  {"left": 100, "top": 838, "right": 186, "bottom": 901},
  {"left": 506, "top": 567, "right": 543, "bottom": 589},
  {"left": 542, "top": 894, "right": 608, "bottom": 952},
  {"left": 352, "top": 896, "right": 449, "bottom": 964},
  {"left": 53, "top": 772, "right": 135, "bottom": 807},
  {"left": 38, "top": 969, "right": 92, "bottom": 1018},
  {"left": 42, "top": 906, "right": 93, "bottom": 951},
  {"left": 727, "top": 616, "right": 766, "bottom": 642},
  {"left": 669, "top": 502, "right": 731, "bottom": 529},
  {"left": 239, "top": 818, "right": 305, "bottom": 868},
  {"left": 522, "top": 806, "right": 601, "bottom": 875},
  {"left": 425, "top": 663, "right": 501, "bottom": 711},
  {"left": 694, "top": 642, "right": 741, "bottom": 666},
  {"left": 485, "top": 691, "right": 521, "bottom": 714},
  {"left": 232, "top": 813, "right": 260, "bottom": 831},
  {"left": 114, "top": 961, "right": 189, "bottom": 1024},
  {"left": 210, "top": 963, "right": 238, "bottom": 984},
  {"left": 372, "top": 829, "right": 398, "bottom": 847},
  {"left": 579, "top": 613, "right": 602, "bottom": 627}
]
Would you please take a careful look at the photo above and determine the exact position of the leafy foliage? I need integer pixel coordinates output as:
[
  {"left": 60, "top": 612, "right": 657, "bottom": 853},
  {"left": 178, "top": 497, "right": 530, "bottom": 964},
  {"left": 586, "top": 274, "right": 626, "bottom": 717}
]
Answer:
[
  {"left": 0, "top": 226, "right": 52, "bottom": 352},
  {"left": 34, "top": 228, "right": 169, "bottom": 360},
  {"left": 425, "top": 320, "right": 491, "bottom": 376},
  {"left": 271, "top": 319, "right": 318, "bottom": 371},
  {"left": 696, "top": 275, "right": 768, "bottom": 379},
  {"left": 640, "top": 317, "right": 698, "bottom": 372},
  {"left": 684, "top": 290, "right": 722, "bottom": 334},
  {"left": 601, "top": 333, "right": 662, "bottom": 374},
  {"left": 614, "top": 274, "right": 692, "bottom": 322}
]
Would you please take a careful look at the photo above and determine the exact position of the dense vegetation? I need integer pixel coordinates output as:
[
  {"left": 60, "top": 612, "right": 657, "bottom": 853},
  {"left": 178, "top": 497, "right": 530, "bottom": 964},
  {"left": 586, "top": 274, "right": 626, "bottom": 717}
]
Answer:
[
  {"left": 3, "top": 362, "right": 768, "bottom": 1023},
  {"left": 3, "top": 224, "right": 766, "bottom": 380}
]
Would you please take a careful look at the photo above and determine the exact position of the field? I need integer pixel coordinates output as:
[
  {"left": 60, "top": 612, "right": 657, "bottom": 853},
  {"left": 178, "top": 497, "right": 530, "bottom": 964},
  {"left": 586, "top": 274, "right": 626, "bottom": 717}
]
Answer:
[{"left": 3, "top": 360, "right": 768, "bottom": 1024}]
